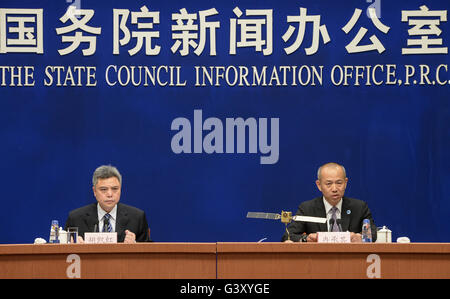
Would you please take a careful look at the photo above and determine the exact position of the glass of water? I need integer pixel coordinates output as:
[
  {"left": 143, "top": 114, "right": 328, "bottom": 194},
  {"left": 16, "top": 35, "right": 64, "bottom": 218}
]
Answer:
[{"left": 67, "top": 227, "right": 78, "bottom": 244}]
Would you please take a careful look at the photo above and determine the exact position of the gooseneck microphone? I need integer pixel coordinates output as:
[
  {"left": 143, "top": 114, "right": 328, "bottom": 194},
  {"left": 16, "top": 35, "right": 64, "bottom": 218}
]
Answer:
[
  {"left": 336, "top": 219, "right": 343, "bottom": 232},
  {"left": 103, "top": 217, "right": 110, "bottom": 233},
  {"left": 93, "top": 220, "right": 99, "bottom": 233},
  {"left": 329, "top": 218, "right": 335, "bottom": 232}
]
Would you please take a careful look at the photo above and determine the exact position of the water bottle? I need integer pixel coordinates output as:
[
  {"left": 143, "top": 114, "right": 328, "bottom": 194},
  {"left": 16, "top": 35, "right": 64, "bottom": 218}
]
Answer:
[
  {"left": 362, "top": 219, "right": 372, "bottom": 243},
  {"left": 49, "top": 220, "right": 60, "bottom": 243}
]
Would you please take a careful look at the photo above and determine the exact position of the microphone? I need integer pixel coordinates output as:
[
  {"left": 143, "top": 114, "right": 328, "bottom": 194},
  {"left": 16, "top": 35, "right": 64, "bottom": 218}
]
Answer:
[
  {"left": 336, "top": 219, "right": 343, "bottom": 232},
  {"left": 103, "top": 217, "right": 110, "bottom": 233},
  {"left": 329, "top": 218, "right": 335, "bottom": 232},
  {"left": 93, "top": 220, "right": 99, "bottom": 232}
]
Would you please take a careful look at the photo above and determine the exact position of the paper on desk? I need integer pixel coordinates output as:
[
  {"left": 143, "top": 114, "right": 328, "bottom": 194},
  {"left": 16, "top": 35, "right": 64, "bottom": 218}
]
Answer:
[{"left": 292, "top": 215, "right": 327, "bottom": 223}]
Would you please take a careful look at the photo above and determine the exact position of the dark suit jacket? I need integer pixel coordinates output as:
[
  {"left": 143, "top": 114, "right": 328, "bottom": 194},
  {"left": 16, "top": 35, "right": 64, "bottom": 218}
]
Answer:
[
  {"left": 281, "top": 196, "right": 377, "bottom": 242},
  {"left": 65, "top": 202, "right": 151, "bottom": 242}
]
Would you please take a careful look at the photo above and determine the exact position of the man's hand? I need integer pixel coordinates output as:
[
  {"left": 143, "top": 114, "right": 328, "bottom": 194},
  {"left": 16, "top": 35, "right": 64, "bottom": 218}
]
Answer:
[
  {"left": 350, "top": 232, "right": 362, "bottom": 243},
  {"left": 124, "top": 230, "right": 136, "bottom": 243},
  {"left": 306, "top": 233, "right": 318, "bottom": 242}
]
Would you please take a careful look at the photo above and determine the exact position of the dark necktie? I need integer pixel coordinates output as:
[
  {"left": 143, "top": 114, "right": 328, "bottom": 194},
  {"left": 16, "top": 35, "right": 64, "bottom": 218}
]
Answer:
[{"left": 103, "top": 213, "right": 113, "bottom": 232}]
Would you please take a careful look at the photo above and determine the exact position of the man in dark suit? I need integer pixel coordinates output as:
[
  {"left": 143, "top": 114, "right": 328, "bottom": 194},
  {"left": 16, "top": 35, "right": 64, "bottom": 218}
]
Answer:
[
  {"left": 65, "top": 165, "right": 151, "bottom": 243},
  {"left": 282, "top": 162, "right": 376, "bottom": 242}
]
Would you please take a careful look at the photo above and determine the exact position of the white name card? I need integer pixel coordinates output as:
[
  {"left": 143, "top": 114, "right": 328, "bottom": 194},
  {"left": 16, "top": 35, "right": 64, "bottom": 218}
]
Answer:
[
  {"left": 84, "top": 232, "right": 117, "bottom": 244},
  {"left": 317, "top": 231, "right": 351, "bottom": 243}
]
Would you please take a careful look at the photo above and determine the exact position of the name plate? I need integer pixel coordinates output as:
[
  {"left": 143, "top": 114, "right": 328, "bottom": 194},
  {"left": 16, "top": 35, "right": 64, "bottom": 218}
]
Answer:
[
  {"left": 84, "top": 232, "right": 117, "bottom": 244},
  {"left": 317, "top": 231, "right": 351, "bottom": 243}
]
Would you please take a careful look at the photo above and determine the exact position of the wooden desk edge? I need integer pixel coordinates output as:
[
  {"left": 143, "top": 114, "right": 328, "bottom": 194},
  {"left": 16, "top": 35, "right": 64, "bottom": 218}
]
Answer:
[
  {"left": 2, "top": 242, "right": 450, "bottom": 255},
  {"left": 216, "top": 242, "right": 450, "bottom": 253},
  {"left": 0, "top": 242, "right": 217, "bottom": 255}
]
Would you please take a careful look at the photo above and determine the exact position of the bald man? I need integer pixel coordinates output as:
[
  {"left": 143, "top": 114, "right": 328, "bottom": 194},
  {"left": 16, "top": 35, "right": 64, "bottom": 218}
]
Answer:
[{"left": 282, "top": 162, "right": 377, "bottom": 242}]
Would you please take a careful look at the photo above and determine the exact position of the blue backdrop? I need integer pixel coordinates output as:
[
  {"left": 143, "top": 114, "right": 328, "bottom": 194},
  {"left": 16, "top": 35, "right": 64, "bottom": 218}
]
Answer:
[{"left": 0, "top": 0, "right": 449, "bottom": 243}]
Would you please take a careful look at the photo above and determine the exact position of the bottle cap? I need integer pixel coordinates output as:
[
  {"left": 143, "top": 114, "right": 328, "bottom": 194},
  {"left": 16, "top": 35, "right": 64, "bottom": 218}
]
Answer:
[{"left": 363, "top": 219, "right": 370, "bottom": 224}]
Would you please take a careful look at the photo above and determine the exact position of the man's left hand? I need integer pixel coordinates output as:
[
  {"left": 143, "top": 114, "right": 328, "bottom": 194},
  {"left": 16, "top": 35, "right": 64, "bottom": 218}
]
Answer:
[
  {"left": 350, "top": 232, "right": 362, "bottom": 243},
  {"left": 124, "top": 230, "right": 136, "bottom": 243}
]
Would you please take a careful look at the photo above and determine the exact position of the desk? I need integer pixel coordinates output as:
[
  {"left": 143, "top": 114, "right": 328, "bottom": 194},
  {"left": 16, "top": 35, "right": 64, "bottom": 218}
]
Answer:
[
  {"left": 0, "top": 243, "right": 216, "bottom": 279},
  {"left": 217, "top": 242, "right": 450, "bottom": 279},
  {"left": 1, "top": 242, "right": 450, "bottom": 279}
]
